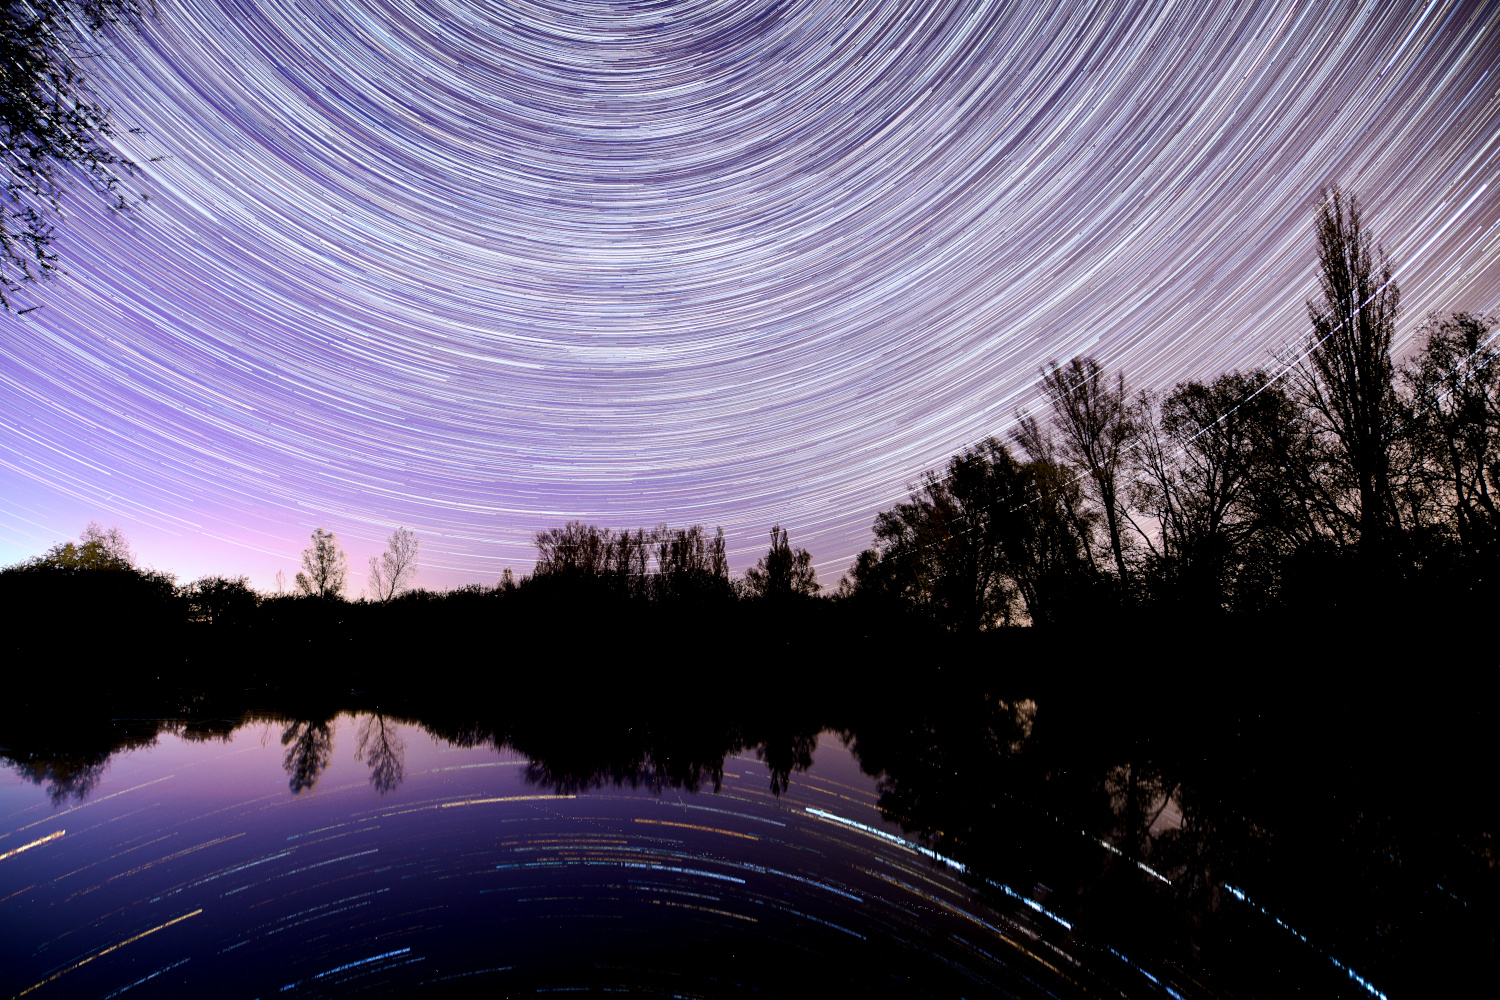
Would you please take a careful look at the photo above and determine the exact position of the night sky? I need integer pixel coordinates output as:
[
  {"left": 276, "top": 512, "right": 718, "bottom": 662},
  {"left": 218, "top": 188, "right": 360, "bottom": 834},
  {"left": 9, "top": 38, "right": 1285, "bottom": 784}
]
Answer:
[{"left": 1, "top": 0, "right": 1497, "bottom": 594}]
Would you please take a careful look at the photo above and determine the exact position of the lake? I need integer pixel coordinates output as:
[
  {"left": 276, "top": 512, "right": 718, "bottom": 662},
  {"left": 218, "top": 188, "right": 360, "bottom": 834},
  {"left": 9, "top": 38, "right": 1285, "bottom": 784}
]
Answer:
[{"left": 1, "top": 686, "right": 1490, "bottom": 998}]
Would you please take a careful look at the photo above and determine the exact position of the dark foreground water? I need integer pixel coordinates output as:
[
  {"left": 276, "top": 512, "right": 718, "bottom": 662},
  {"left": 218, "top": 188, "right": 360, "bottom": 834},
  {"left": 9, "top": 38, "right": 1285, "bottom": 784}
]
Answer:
[
  {"left": 1, "top": 681, "right": 1493, "bottom": 998},
  {"left": 3, "top": 717, "right": 1052, "bottom": 998}
]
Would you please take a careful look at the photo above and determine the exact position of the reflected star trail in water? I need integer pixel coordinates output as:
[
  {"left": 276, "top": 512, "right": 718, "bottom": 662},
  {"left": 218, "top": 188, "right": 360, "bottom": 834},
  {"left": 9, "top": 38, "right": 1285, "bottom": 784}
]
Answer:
[
  {"left": 1, "top": 720, "right": 1125, "bottom": 997},
  {"left": 0, "top": 1, "right": 1497, "bottom": 587}
]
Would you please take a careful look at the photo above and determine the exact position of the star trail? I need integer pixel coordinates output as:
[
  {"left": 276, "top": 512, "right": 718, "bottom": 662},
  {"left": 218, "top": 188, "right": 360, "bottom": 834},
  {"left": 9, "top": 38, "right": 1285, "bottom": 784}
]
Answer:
[
  {"left": 2, "top": 720, "right": 1109, "bottom": 998},
  {"left": 0, "top": 0, "right": 1496, "bottom": 590}
]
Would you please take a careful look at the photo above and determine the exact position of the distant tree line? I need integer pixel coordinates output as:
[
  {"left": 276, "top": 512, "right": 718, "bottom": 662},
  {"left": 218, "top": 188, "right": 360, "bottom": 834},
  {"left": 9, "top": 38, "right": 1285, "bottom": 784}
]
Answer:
[
  {"left": 0, "top": 515, "right": 836, "bottom": 678},
  {"left": 524, "top": 520, "right": 819, "bottom": 605},
  {"left": 3, "top": 187, "right": 1493, "bottom": 661}
]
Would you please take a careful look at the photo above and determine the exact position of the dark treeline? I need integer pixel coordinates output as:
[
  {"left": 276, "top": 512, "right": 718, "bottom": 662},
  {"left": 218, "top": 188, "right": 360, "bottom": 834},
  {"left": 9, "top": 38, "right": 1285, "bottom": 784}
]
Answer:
[
  {"left": 844, "top": 190, "right": 1499, "bottom": 630},
  {"left": 0, "top": 507, "right": 930, "bottom": 694},
  {"left": 0, "top": 190, "right": 1494, "bottom": 998},
  {"left": 1, "top": 666, "right": 1493, "bottom": 997},
  {"left": 5, "top": 188, "right": 1496, "bottom": 672}
]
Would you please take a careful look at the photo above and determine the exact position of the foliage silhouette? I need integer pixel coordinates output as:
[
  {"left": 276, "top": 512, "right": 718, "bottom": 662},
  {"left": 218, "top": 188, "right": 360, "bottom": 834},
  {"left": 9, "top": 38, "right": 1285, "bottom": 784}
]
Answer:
[
  {"left": 33, "top": 520, "right": 134, "bottom": 570},
  {"left": 744, "top": 524, "right": 819, "bottom": 600},
  {"left": 845, "top": 438, "right": 1038, "bottom": 630},
  {"left": 183, "top": 573, "right": 258, "bottom": 626},
  {"left": 0, "top": 0, "right": 146, "bottom": 312},
  {"left": 652, "top": 523, "right": 732, "bottom": 604},
  {"left": 0, "top": 522, "right": 182, "bottom": 674},
  {"left": 294, "top": 527, "right": 347, "bottom": 599},
  {"left": 837, "top": 189, "right": 1497, "bottom": 626},
  {"left": 1131, "top": 371, "right": 1304, "bottom": 612},
  {"left": 1401, "top": 312, "right": 1500, "bottom": 590}
]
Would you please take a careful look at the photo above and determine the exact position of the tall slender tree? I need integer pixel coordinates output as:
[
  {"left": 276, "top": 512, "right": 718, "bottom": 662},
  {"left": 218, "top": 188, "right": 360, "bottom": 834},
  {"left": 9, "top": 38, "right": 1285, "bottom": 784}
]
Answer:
[{"left": 1295, "top": 187, "right": 1403, "bottom": 572}]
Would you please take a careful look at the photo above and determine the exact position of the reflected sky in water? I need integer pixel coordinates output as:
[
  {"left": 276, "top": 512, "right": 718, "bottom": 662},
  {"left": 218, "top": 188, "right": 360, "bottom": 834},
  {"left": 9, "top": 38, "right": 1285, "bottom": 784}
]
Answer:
[{"left": 1, "top": 714, "right": 1093, "bottom": 999}]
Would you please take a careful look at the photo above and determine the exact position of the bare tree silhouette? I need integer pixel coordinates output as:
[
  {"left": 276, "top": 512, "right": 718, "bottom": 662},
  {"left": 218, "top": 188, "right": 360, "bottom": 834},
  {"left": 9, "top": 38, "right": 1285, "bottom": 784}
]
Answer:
[
  {"left": 354, "top": 713, "right": 406, "bottom": 794},
  {"left": 367, "top": 527, "right": 420, "bottom": 604}
]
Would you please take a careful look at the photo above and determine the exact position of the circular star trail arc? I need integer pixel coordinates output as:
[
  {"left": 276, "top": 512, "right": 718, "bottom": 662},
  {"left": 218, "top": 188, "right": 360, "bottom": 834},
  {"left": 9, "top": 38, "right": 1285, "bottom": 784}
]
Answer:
[{"left": 0, "top": 0, "right": 1497, "bottom": 589}]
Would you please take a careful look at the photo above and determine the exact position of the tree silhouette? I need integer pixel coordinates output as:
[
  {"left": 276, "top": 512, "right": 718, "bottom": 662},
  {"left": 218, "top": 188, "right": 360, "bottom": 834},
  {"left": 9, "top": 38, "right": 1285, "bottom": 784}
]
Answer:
[
  {"left": 184, "top": 573, "right": 258, "bottom": 626},
  {"left": 294, "top": 527, "right": 347, "bottom": 599},
  {"left": 844, "top": 438, "right": 1028, "bottom": 631},
  {"left": 1292, "top": 187, "right": 1403, "bottom": 575},
  {"left": 34, "top": 520, "right": 134, "bottom": 570},
  {"left": 1012, "top": 412, "right": 1102, "bottom": 577},
  {"left": 999, "top": 448, "right": 1101, "bottom": 625},
  {"left": 1039, "top": 357, "right": 1138, "bottom": 594},
  {"left": 531, "top": 521, "right": 731, "bottom": 604},
  {"left": 652, "top": 523, "right": 731, "bottom": 603},
  {"left": 1402, "top": 312, "right": 1500, "bottom": 566},
  {"left": 534, "top": 521, "right": 612, "bottom": 577},
  {"left": 0, "top": 0, "right": 145, "bottom": 312},
  {"left": 744, "top": 525, "right": 819, "bottom": 600},
  {"left": 367, "top": 527, "right": 419, "bottom": 604},
  {"left": 532, "top": 521, "right": 638, "bottom": 598},
  {"left": 1131, "top": 371, "right": 1302, "bottom": 610}
]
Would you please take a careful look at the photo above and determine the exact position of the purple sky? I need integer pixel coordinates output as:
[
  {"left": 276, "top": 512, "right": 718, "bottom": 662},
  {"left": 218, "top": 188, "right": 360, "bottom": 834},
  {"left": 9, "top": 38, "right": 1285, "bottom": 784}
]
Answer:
[{"left": 1, "top": 0, "right": 1497, "bottom": 596}]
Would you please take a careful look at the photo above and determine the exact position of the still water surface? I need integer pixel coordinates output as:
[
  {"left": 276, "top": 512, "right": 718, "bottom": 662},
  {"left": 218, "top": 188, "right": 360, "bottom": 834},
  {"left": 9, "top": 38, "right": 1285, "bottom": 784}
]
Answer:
[
  {"left": 2, "top": 714, "right": 1081, "bottom": 998},
  {"left": 4, "top": 693, "right": 1483, "bottom": 1000}
]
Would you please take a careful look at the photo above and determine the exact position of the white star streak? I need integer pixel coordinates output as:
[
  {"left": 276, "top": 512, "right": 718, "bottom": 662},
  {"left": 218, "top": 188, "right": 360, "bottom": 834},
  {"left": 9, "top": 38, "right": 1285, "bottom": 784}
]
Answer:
[{"left": 0, "top": 1, "right": 1495, "bottom": 588}]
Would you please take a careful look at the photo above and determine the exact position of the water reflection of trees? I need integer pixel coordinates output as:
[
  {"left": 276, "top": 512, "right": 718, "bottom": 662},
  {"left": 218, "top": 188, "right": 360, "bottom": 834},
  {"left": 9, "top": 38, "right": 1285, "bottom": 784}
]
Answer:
[
  {"left": 0, "top": 709, "right": 771, "bottom": 805},
  {"left": 756, "top": 727, "right": 819, "bottom": 796},
  {"left": 0, "top": 720, "right": 180, "bottom": 805},
  {"left": 268, "top": 712, "right": 412, "bottom": 795},
  {"left": 354, "top": 713, "right": 406, "bottom": 794},
  {"left": 846, "top": 689, "right": 1230, "bottom": 960},
  {"left": 0, "top": 710, "right": 408, "bottom": 802},
  {"left": 280, "top": 719, "right": 335, "bottom": 794},
  {"left": 6, "top": 750, "right": 115, "bottom": 806},
  {"left": 845, "top": 677, "right": 1499, "bottom": 998},
  {"left": 507, "top": 716, "right": 822, "bottom": 797},
  {"left": 3, "top": 681, "right": 1491, "bottom": 998}
]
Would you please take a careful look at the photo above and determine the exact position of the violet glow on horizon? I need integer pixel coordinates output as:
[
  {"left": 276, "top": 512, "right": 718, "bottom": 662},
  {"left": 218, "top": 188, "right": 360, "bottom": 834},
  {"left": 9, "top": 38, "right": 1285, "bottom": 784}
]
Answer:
[{"left": 0, "top": 0, "right": 1497, "bottom": 595}]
